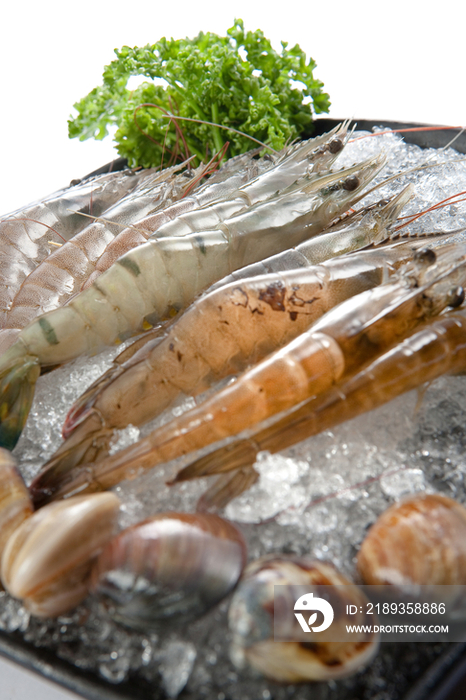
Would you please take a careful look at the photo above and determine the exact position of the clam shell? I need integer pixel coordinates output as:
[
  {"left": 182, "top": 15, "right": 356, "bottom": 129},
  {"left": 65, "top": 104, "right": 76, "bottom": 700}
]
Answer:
[
  {"left": 0, "top": 448, "right": 33, "bottom": 569},
  {"left": 358, "top": 493, "right": 466, "bottom": 587},
  {"left": 90, "top": 511, "right": 247, "bottom": 631},
  {"left": 228, "top": 556, "right": 379, "bottom": 682},
  {"left": 1, "top": 493, "right": 120, "bottom": 617}
]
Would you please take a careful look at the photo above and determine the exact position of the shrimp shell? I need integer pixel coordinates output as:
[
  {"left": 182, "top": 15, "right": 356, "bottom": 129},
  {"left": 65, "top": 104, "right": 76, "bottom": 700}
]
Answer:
[
  {"left": 82, "top": 148, "right": 277, "bottom": 288},
  {"left": 81, "top": 123, "right": 348, "bottom": 290},
  {"left": 175, "top": 305, "right": 466, "bottom": 484},
  {"left": 0, "top": 161, "right": 197, "bottom": 349},
  {"left": 0, "top": 168, "right": 154, "bottom": 326}
]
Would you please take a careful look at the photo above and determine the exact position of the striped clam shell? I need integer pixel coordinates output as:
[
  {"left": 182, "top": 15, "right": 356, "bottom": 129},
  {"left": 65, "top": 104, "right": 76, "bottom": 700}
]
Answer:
[
  {"left": 1, "top": 493, "right": 120, "bottom": 617},
  {"left": 90, "top": 511, "right": 247, "bottom": 631}
]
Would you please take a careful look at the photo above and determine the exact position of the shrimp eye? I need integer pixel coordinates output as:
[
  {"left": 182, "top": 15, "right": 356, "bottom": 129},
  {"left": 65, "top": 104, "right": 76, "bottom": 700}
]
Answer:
[
  {"left": 329, "top": 138, "right": 344, "bottom": 154},
  {"left": 413, "top": 248, "right": 437, "bottom": 265},
  {"left": 183, "top": 170, "right": 194, "bottom": 178},
  {"left": 447, "top": 286, "right": 465, "bottom": 308},
  {"left": 343, "top": 175, "right": 360, "bottom": 191}
]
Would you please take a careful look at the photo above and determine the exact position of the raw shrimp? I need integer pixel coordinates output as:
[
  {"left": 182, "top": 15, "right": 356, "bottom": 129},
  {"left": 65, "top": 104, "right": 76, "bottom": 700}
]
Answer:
[
  {"left": 167, "top": 305, "right": 466, "bottom": 506},
  {"left": 0, "top": 153, "right": 385, "bottom": 449},
  {"left": 44, "top": 188, "right": 414, "bottom": 475},
  {"left": 82, "top": 148, "right": 277, "bottom": 288},
  {"left": 0, "top": 161, "right": 198, "bottom": 349},
  {"left": 31, "top": 239, "right": 466, "bottom": 504},
  {"left": 0, "top": 167, "right": 154, "bottom": 325},
  {"left": 82, "top": 122, "right": 349, "bottom": 289}
]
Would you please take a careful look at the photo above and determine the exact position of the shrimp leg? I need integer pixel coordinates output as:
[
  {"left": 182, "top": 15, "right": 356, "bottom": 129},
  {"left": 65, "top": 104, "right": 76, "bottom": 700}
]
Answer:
[{"left": 30, "top": 241, "right": 466, "bottom": 505}]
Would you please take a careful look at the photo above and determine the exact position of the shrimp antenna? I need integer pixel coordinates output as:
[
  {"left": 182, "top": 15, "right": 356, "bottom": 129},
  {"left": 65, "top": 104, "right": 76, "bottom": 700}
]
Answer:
[
  {"left": 394, "top": 191, "right": 466, "bottom": 232},
  {"left": 0, "top": 218, "right": 66, "bottom": 242},
  {"left": 156, "top": 112, "right": 279, "bottom": 155}
]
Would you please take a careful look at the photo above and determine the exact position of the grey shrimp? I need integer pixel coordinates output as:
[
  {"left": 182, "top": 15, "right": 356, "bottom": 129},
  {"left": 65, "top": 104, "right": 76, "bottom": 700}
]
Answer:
[{"left": 0, "top": 167, "right": 155, "bottom": 326}]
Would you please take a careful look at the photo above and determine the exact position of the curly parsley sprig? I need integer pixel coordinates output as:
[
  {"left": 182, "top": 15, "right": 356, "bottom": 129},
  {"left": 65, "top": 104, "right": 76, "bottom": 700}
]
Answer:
[{"left": 68, "top": 19, "right": 330, "bottom": 168}]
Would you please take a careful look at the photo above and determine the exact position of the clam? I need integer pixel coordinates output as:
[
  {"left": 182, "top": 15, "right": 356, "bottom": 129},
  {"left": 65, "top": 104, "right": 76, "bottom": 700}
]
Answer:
[
  {"left": 1, "top": 493, "right": 120, "bottom": 617},
  {"left": 90, "top": 511, "right": 247, "bottom": 631},
  {"left": 0, "top": 448, "right": 33, "bottom": 570},
  {"left": 358, "top": 493, "right": 466, "bottom": 587},
  {"left": 228, "top": 556, "right": 379, "bottom": 682}
]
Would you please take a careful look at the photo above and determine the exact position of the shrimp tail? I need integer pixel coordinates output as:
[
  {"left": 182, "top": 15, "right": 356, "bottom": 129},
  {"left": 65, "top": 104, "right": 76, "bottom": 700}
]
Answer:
[
  {"left": 196, "top": 467, "right": 260, "bottom": 513},
  {"left": 0, "top": 344, "right": 40, "bottom": 449},
  {"left": 30, "top": 410, "right": 111, "bottom": 505},
  {"left": 173, "top": 440, "right": 260, "bottom": 482}
]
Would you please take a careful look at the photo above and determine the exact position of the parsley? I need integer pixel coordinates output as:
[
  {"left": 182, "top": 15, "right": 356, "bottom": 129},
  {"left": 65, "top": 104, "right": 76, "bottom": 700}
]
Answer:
[{"left": 68, "top": 19, "right": 330, "bottom": 168}]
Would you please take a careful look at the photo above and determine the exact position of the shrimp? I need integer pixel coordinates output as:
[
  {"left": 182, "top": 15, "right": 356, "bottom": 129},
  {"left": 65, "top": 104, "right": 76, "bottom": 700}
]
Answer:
[
  {"left": 0, "top": 167, "right": 155, "bottom": 326},
  {"left": 0, "top": 161, "right": 200, "bottom": 350},
  {"left": 0, "top": 153, "right": 385, "bottom": 449},
  {"left": 81, "top": 148, "right": 277, "bottom": 289},
  {"left": 44, "top": 188, "right": 414, "bottom": 475},
  {"left": 0, "top": 125, "right": 348, "bottom": 350},
  {"left": 166, "top": 305, "right": 466, "bottom": 510},
  {"left": 30, "top": 239, "right": 466, "bottom": 505},
  {"left": 82, "top": 123, "right": 349, "bottom": 289}
]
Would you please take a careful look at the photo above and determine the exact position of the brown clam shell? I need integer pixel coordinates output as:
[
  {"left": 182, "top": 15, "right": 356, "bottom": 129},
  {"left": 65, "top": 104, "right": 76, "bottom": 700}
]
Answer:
[
  {"left": 90, "top": 511, "right": 247, "bottom": 631},
  {"left": 0, "top": 448, "right": 33, "bottom": 571},
  {"left": 357, "top": 493, "right": 466, "bottom": 587},
  {"left": 228, "top": 556, "right": 379, "bottom": 682},
  {"left": 1, "top": 493, "right": 120, "bottom": 617}
]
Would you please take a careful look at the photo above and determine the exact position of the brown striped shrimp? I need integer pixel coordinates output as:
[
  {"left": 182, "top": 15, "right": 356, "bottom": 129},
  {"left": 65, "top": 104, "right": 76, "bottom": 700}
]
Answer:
[
  {"left": 0, "top": 152, "right": 385, "bottom": 450},
  {"left": 166, "top": 303, "right": 466, "bottom": 511},
  {"left": 40, "top": 187, "right": 415, "bottom": 476},
  {"left": 30, "top": 236, "right": 466, "bottom": 504},
  {"left": 0, "top": 167, "right": 155, "bottom": 328}
]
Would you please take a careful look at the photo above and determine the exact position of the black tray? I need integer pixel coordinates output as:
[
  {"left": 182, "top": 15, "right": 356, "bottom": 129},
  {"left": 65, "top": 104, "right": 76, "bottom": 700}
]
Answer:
[{"left": 2, "top": 118, "right": 466, "bottom": 700}]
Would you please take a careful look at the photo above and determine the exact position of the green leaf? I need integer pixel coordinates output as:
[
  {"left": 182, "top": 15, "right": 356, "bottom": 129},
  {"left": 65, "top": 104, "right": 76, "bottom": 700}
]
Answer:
[{"left": 68, "top": 20, "right": 330, "bottom": 168}]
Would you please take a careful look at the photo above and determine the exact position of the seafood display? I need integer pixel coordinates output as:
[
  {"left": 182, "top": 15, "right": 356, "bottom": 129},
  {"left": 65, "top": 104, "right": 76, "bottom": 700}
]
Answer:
[
  {"left": 36, "top": 201, "right": 421, "bottom": 488},
  {"left": 32, "top": 238, "right": 466, "bottom": 505},
  {"left": 1, "top": 124, "right": 466, "bottom": 700}
]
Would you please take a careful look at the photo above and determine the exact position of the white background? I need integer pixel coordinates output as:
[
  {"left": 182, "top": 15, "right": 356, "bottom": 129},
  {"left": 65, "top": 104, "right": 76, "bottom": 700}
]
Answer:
[
  {"left": 0, "top": 0, "right": 465, "bottom": 697},
  {"left": 1, "top": 0, "right": 465, "bottom": 215}
]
